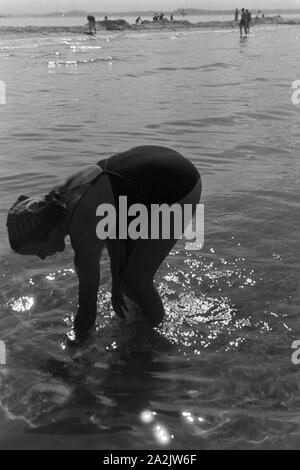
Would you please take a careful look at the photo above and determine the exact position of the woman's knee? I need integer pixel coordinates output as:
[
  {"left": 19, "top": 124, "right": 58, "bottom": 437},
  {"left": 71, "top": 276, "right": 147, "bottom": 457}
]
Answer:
[{"left": 124, "top": 270, "right": 153, "bottom": 295}]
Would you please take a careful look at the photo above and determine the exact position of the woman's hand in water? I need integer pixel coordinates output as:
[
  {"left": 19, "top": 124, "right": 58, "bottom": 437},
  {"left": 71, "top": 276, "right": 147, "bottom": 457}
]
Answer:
[
  {"left": 67, "top": 324, "right": 95, "bottom": 347},
  {"left": 70, "top": 239, "right": 101, "bottom": 346}
]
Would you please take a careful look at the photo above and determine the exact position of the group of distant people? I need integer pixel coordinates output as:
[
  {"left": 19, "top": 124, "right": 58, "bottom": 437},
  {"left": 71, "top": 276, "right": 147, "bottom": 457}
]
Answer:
[
  {"left": 152, "top": 13, "right": 174, "bottom": 23},
  {"left": 235, "top": 8, "right": 252, "bottom": 36},
  {"left": 136, "top": 13, "right": 175, "bottom": 24},
  {"left": 235, "top": 8, "right": 266, "bottom": 36},
  {"left": 153, "top": 13, "right": 165, "bottom": 22},
  {"left": 88, "top": 13, "right": 176, "bottom": 30}
]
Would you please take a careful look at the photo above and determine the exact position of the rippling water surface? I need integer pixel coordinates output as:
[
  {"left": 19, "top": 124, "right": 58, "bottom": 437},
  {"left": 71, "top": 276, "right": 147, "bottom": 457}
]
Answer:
[{"left": 0, "top": 24, "right": 300, "bottom": 449}]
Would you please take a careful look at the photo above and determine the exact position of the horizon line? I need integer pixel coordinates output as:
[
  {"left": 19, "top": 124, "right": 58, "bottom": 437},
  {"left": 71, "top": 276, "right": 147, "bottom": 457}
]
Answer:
[{"left": 1, "top": 8, "right": 300, "bottom": 17}]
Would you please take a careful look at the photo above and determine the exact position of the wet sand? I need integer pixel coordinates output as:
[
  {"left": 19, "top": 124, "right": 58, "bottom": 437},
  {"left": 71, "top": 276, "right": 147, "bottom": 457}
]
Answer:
[{"left": 0, "top": 16, "right": 298, "bottom": 35}]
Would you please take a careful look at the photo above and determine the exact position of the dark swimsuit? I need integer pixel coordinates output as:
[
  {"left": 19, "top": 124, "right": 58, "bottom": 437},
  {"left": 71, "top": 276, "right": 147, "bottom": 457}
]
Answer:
[
  {"left": 59, "top": 146, "right": 200, "bottom": 236},
  {"left": 97, "top": 146, "right": 200, "bottom": 207},
  {"left": 96, "top": 146, "right": 201, "bottom": 259}
]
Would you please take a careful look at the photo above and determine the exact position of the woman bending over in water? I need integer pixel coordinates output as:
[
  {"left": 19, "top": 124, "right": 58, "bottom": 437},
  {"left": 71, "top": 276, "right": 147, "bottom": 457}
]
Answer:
[{"left": 6, "top": 146, "right": 202, "bottom": 343}]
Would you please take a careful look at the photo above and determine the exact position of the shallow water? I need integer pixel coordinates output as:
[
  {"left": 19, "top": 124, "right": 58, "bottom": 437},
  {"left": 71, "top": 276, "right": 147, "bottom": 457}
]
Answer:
[{"left": 0, "top": 24, "right": 300, "bottom": 450}]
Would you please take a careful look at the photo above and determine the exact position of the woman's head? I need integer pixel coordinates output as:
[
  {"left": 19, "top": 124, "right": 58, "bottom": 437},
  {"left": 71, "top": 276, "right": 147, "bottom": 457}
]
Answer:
[{"left": 6, "top": 192, "right": 67, "bottom": 259}]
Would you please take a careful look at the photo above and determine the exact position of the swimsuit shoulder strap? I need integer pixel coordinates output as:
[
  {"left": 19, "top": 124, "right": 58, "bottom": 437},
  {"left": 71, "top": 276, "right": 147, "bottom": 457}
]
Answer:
[
  {"left": 56, "top": 165, "right": 104, "bottom": 234},
  {"left": 57, "top": 157, "right": 136, "bottom": 234},
  {"left": 97, "top": 158, "right": 136, "bottom": 182}
]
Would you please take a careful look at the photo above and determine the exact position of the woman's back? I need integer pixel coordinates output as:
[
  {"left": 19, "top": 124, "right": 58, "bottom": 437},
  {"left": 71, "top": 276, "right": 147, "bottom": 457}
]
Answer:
[{"left": 99, "top": 146, "right": 199, "bottom": 204}]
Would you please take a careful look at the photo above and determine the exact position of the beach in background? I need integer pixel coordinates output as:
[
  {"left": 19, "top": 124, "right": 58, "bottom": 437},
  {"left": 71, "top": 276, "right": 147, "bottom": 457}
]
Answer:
[
  {"left": 0, "top": 18, "right": 300, "bottom": 449},
  {"left": 0, "top": 12, "right": 300, "bottom": 27}
]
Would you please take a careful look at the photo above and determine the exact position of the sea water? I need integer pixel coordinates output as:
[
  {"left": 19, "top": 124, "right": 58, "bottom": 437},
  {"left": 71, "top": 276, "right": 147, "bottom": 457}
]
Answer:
[{"left": 0, "top": 21, "right": 300, "bottom": 449}]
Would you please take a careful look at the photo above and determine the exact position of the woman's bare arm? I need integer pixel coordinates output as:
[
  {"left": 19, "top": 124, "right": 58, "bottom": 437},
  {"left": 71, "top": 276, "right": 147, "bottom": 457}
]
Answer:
[
  {"left": 69, "top": 197, "right": 104, "bottom": 342},
  {"left": 67, "top": 170, "right": 114, "bottom": 341},
  {"left": 73, "top": 245, "right": 101, "bottom": 339}
]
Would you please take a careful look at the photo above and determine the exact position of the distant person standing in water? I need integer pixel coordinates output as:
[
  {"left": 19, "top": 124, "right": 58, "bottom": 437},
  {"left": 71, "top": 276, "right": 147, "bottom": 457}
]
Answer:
[
  {"left": 87, "top": 15, "right": 96, "bottom": 35},
  {"left": 170, "top": 13, "right": 174, "bottom": 21},
  {"left": 239, "top": 8, "right": 248, "bottom": 37},
  {"left": 235, "top": 8, "right": 239, "bottom": 21},
  {"left": 246, "top": 10, "right": 251, "bottom": 32}
]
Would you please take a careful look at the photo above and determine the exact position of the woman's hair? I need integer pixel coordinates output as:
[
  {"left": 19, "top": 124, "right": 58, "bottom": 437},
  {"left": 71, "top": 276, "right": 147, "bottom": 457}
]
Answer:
[
  {"left": 7, "top": 192, "right": 67, "bottom": 253},
  {"left": 10, "top": 222, "right": 54, "bottom": 252}
]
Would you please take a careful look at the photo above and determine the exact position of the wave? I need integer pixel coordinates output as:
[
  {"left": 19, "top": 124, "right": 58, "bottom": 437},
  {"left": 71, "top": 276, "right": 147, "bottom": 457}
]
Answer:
[{"left": 47, "top": 56, "right": 116, "bottom": 69}]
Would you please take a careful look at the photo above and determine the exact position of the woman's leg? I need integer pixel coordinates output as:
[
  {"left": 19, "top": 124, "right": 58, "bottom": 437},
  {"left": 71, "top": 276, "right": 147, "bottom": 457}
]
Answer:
[
  {"left": 123, "top": 177, "right": 202, "bottom": 325},
  {"left": 123, "top": 237, "right": 178, "bottom": 326},
  {"left": 106, "top": 238, "right": 130, "bottom": 318},
  {"left": 107, "top": 236, "right": 175, "bottom": 324}
]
